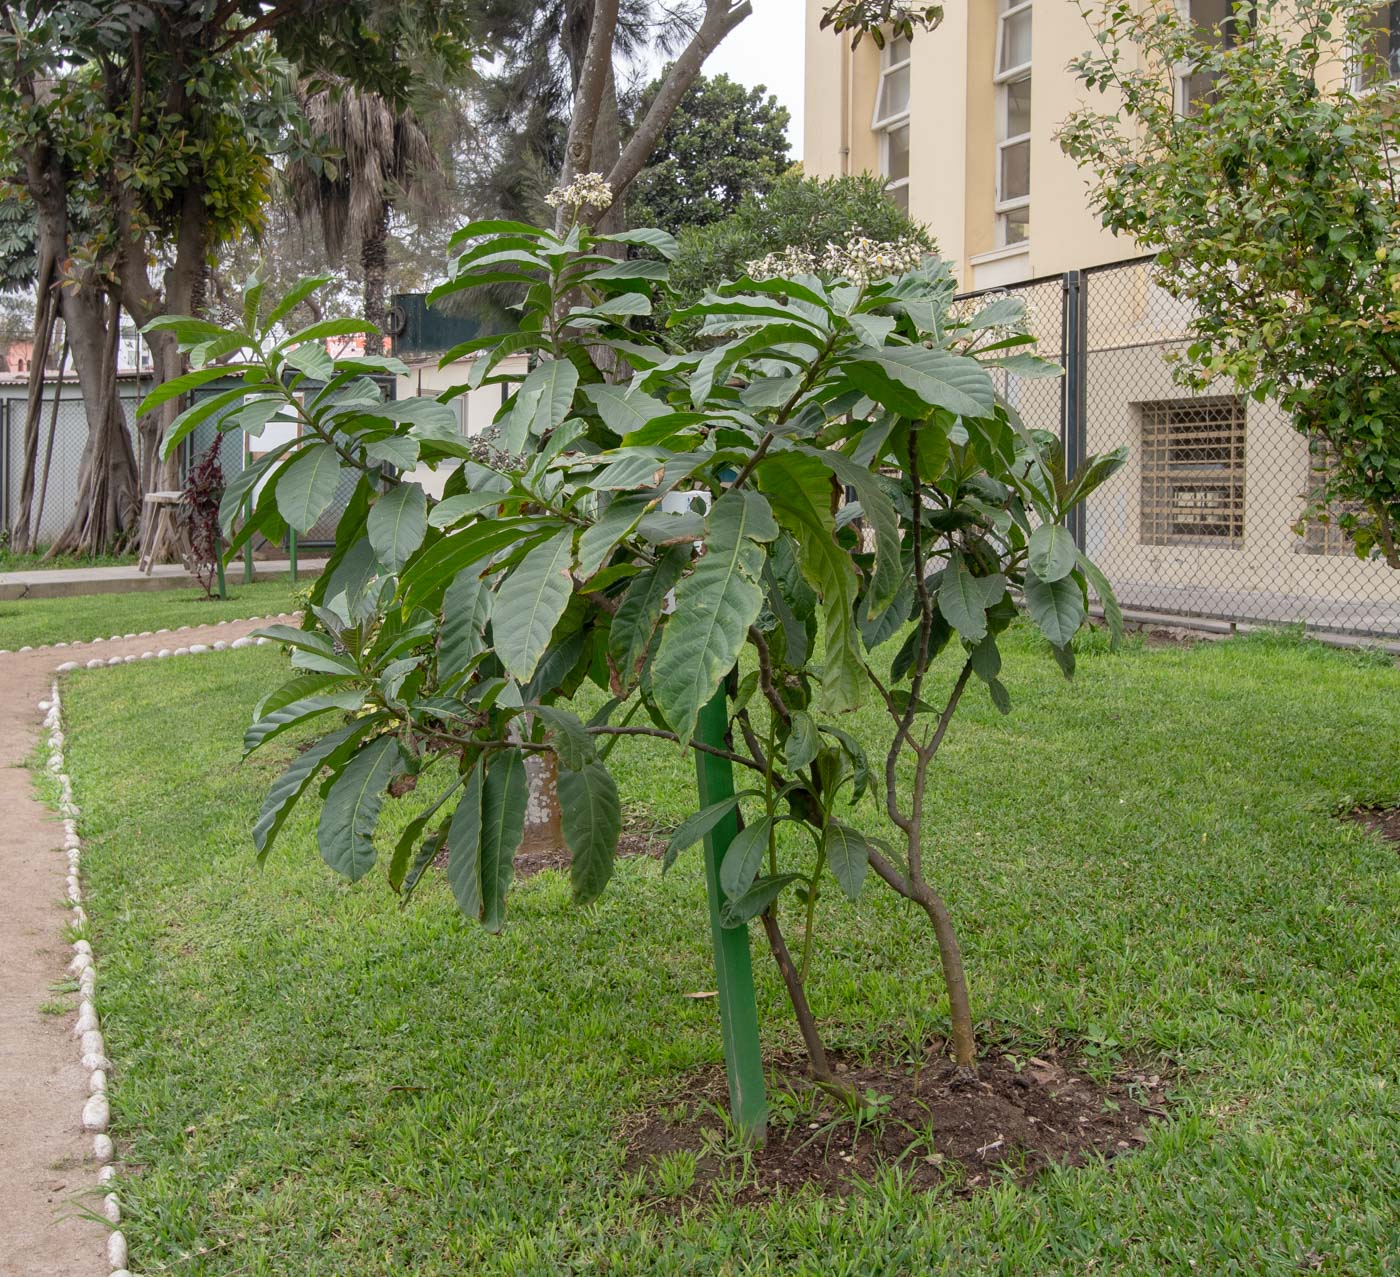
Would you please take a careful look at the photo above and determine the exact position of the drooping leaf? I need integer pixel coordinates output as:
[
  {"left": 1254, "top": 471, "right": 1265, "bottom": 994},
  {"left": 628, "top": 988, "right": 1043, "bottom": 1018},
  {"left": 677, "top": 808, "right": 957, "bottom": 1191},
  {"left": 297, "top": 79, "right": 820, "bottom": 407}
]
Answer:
[
  {"left": 844, "top": 346, "right": 995, "bottom": 420},
  {"left": 243, "top": 691, "right": 365, "bottom": 754},
  {"left": 719, "top": 816, "right": 774, "bottom": 901},
  {"left": 1078, "top": 551, "right": 1124, "bottom": 649},
  {"left": 608, "top": 547, "right": 688, "bottom": 691},
  {"left": 439, "top": 562, "right": 494, "bottom": 681},
  {"left": 276, "top": 443, "right": 343, "bottom": 534},
  {"left": 317, "top": 736, "right": 402, "bottom": 882},
  {"left": 938, "top": 553, "right": 990, "bottom": 643},
  {"left": 478, "top": 749, "right": 528, "bottom": 932},
  {"left": 650, "top": 490, "right": 777, "bottom": 747},
  {"left": 784, "top": 709, "right": 820, "bottom": 772},
  {"left": 367, "top": 482, "right": 427, "bottom": 572},
  {"left": 1024, "top": 568, "right": 1087, "bottom": 647},
  {"left": 825, "top": 822, "right": 871, "bottom": 901},
  {"left": 1028, "top": 524, "right": 1077, "bottom": 584},
  {"left": 491, "top": 528, "right": 576, "bottom": 682},
  {"left": 445, "top": 764, "right": 485, "bottom": 920},
  {"left": 559, "top": 760, "right": 621, "bottom": 905},
  {"left": 531, "top": 704, "right": 595, "bottom": 771},
  {"left": 720, "top": 873, "right": 804, "bottom": 927}
]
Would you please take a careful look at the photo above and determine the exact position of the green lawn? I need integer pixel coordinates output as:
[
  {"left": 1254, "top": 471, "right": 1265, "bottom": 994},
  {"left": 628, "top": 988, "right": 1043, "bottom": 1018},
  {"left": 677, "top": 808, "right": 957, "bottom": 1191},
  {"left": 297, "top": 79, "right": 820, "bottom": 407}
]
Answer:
[
  {"left": 57, "top": 628, "right": 1399, "bottom": 1274},
  {"left": 0, "top": 577, "right": 301, "bottom": 649},
  {"left": 0, "top": 545, "right": 138, "bottom": 573}
]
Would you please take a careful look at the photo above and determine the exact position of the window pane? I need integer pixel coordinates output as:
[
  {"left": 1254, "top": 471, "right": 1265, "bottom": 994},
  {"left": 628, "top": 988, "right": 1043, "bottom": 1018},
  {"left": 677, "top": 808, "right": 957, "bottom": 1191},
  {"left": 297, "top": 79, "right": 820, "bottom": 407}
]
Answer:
[
  {"left": 999, "top": 8, "right": 1032, "bottom": 72},
  {"left": 878, "top": 63, "right": 910, "bottom": 120},
  {"left": 890, "top": 182, "right": 910, "bottom": 212},
  {"left": 1363, "top": 3, "right": 1400, "bottom": 85},
  {"left": 885, "top": 123, "right": 910, "bottom": 182},
  {"left": 887, "top": 34, "right": 911, "bottom": 65},
  {"left": 1002, "top": 205, "right": 1030, "bottom": 244},
  {"left": 1005, "top": 76, "right": 1031, "bottom": 136},
  {"left": 999, "top": 138, "right": 1029, "bottom": 201}
]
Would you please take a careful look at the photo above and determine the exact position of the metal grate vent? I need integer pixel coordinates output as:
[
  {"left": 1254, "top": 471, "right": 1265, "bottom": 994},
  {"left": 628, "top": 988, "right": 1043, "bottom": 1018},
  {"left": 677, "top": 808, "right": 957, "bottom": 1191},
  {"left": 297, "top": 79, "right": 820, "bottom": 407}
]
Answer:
[{"left": 1140, "top": 397, "right": 1246, "bottom": 546}]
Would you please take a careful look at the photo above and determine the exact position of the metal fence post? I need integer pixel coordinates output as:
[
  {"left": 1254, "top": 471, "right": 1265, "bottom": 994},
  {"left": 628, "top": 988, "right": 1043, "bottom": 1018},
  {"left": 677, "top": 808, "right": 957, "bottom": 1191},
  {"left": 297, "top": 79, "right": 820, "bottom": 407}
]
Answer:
[{"left": 1061, "top": 269, "right": 1088, "bottom": 552}]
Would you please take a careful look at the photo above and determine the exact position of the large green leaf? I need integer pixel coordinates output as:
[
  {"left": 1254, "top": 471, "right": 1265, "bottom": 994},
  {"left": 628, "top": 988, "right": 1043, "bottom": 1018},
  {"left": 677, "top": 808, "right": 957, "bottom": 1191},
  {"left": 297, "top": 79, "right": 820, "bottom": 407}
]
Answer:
[
  {"left": 317, "top": 736, "right": 402, "bottom": 882},
  {"left": 720, "top": 873, "right": 804, "bottom": 927},
  {"left": 444, "top": 764, "right": 485, "bottom": 920},
  {"left": 719, "top": 817, "right": 774, "bottom": 902},
  {"left": 367, "top": 482, "right": 427, "bottom": 572},
  {"left": 479, "top": 749, "right": 528, "bottom": 932},
  {"left": 559, "top": 760, "right": 621, "bottom": 905},
  {"left": 252, "top": 717, "right": 382, "bottom": 858},
  {"left": 505, "top": 358, "right": 578, "bottom": 453},
  {"left": 398, "top": 517, "right": 556, "bottom": 608},
  {"left": 530, "top": 705, "right": 595, "bottom": 771},
  {"left": 650, "top": 490, "right": 777, "bottom": 746},
  {"left": 825, "top": 822, "right": 871, "bottom": 901},
  {"left": 938, "top": 553, "right": 990, "bottom": 642},
  {"left": 1024, "top": 568, "right": 1086, "bottom": 647},
  {"left": 576, "top": 494, "right": 652, "bottom": 579},
  {"left": 661, "top": 789, "right": 762, "bottom": 872},
  {"left": 138, "top": 363, "right": 248, "bottom": 415},
  {"left": 276, "top": 443, "right": 343, "bottom": 534},
  {"left": 757, "top": 452, "right": 864, "bottom": 713},
  {"left": 439, "top": 562, "right": 494, "bottom": 681},
  {"left": 243, "top": 691, "right": 365, "bottom": 754},
  {"left": 1028, "top": 524, "right": 1077, "bottom": 584},
  {"left": 492, "top": 528, "right": 576, "bottom": 682},
  {"left": 845, "top": 346, "right": 995, "bottom": 420},
  {"left": 608, "top": 546, "right": 688, "bottom": 690}
]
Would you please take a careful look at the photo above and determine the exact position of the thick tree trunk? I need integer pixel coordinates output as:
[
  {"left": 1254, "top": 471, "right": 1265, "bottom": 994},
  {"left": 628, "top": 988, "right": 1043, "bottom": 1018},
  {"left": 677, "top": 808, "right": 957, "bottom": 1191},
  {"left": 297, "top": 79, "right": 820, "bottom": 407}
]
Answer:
[{"left": 362, "top": 202, "right": 390, "bottom": 356}]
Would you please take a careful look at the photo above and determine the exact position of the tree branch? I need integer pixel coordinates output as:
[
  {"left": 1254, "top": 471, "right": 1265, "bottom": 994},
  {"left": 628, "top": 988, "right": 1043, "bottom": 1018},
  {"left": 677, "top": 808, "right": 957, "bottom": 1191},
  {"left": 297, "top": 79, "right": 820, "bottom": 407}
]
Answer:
[
  {"left": 606, "top": 0, "right": 752, "bottom": 198},
  {"left": 558, "top": 0, "right": 621, "bottom": 227}
]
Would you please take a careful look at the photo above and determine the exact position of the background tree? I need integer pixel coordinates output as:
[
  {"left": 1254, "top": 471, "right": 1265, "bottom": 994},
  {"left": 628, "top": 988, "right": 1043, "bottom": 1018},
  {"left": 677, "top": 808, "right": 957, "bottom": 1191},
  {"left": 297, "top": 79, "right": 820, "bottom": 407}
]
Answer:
[
  {"left": 663, "top": 171, "right": 931, "bottom": 330},
  {"left": 625, "top": 70, "right": 790, "bottom": 234},
  {"left": 1061, "top": 0, "right": 1400, "bottom": 569},
  {"left": 286, "top": 86, "right": 438, "bottom": 355}
]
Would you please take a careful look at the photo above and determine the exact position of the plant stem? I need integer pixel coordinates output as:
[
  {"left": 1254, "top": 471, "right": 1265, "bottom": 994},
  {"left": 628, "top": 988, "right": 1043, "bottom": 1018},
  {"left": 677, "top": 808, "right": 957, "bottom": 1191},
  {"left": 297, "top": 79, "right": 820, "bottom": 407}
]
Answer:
[{"left": 758, "top": 907, "right": 847, "bottom": 1093}]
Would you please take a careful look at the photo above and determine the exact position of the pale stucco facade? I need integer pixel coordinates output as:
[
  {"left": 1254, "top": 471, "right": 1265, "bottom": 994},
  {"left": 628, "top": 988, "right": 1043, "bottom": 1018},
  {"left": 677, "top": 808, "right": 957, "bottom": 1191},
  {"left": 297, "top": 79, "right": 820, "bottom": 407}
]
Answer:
[{"left": 802, "top": 3, "right": 1399, "bottom": 636}]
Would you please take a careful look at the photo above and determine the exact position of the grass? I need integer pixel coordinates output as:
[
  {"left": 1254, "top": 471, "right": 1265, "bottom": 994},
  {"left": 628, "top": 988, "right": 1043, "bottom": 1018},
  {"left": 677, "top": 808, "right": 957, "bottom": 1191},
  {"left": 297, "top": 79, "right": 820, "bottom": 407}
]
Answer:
[
  {"left": 0, "top": 576, "right": 301, "bottom": 649},
  {"left": 0, "top": 544, "right": 139, "bottom": 573},
  {"left": 56, "top": 627, "right": 1400, "bottom": 1274}
]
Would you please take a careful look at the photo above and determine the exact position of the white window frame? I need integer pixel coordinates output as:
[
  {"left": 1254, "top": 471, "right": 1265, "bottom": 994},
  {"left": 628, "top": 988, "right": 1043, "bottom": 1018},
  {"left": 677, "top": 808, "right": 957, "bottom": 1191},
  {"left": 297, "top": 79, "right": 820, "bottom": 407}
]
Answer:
[
  {"left": 994, "top": 0, "right": 1032, "bottom": 246},
  {"left": 1351, "top": 1, "right": 1400, "bottom": 92},
  {"left": 873, "top": 36, "right": 912, "bottom": 207}
]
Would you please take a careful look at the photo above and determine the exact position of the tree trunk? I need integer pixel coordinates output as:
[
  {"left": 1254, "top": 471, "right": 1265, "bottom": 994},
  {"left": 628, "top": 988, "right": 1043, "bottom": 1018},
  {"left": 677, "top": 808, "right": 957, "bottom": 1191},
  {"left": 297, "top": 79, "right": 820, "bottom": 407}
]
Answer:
[
  {"left": 13, "top": 247, "right": 59, "bottom": 551},
  {"left": 362, "top": 201, "right": 390, "bottom": 356}
]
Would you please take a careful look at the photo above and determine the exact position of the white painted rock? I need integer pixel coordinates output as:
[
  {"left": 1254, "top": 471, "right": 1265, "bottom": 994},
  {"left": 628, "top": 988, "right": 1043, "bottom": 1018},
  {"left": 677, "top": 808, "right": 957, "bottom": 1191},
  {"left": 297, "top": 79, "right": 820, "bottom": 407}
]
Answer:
[
  {"left": 140, "top": 651, "right": 154, "bottom": 660},
  {"left": 103, "top": 1191, "right": 121, "bottom": 1223},
  {"left": 106, "top": 657, "right": 122, "bottom": 667},
  {"left": 156, "top": 649, "right": 172, "bottom": 658},
  {"left": 107, "top": 1228, "right": 127, "bottom": 1269},
  {"left": 73, "top": 907, "right": 90, "bottom": 930},
  {"left": 50, "top": 730, "right": 65, "bottom": 747},
  {"left": 47, "top": 756, "right": 61, "bottom": 772},
  {"left": 255, "top": 637, "right": 269, "bottom": 646},
  {"left": 66, "top": 880, "right": 82, "bottom": 904},
  {"left": 54, "top": 641, "right": 67, "bottom": 648},
  {"left": 67, "top": 951, "right": 92, "bottom": 975},
  {"left": 93, "top": 637, "right": 104, "bottom": 644},
  {"left": 140, "top": 630, "right": 152, "bottom": 637},
  {"left": 123, "top": 632, "right": 135, "bottom": 640},
  {"left": 73, "top": 1004, "right": 99, "bottom": 1036},
  {"left": 19, "top": 645, "right": 33, "bottom": 652},
  {"left": 38, "top": 699, "right": 51, "bottom": 710},
  {"left": 80, "top": 1029, "right": 105, "bottom": 1059},
  {"left": 156, "top": 627, "right": 170, "bottom": 634},
  {"left": 178, "top": 625, "right": 190, "bottom": 632},
  {"left": 86, "top": 659, "right": 104, "bottom": 669},
  {"left": 213, "top": 641, "right": 227, "bottom": 651},
  {"left": 123, "top": 654, "right": 136, "bottom": 664},
  {"left": 82, "top": 1093, "right": 109, "bottom": 1132},
  {"left": 230, "top": 637, "right": 253, "bottom": 650},
  {"left": 98, "top": 1163, "right": 115, "bottom": 1184},
  {"left": 189, "top": 644, "right": 209, "bottom": 655},
  {"left": 81, "top": 1049, "right": 111, "bottom": 1072},
  {"left": 92, "top": 1133, "right": 114, "bottom": 1162},
  {"left": 89, "top": 1069, "right": 107, "bottom": 1094},
  {"left": 73, "top": 940, "right": 92, "bottom": 957},
  {"left": 174, "top": 647, "right": 190, "bottom": 657}
]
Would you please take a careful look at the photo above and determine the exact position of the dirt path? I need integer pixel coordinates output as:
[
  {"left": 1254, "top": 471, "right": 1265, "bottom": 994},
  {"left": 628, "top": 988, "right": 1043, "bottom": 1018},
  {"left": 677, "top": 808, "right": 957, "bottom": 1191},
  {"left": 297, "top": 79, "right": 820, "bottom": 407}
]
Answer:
[{"left": 0, "top": 616, "right": 281, "bottom": 1277}]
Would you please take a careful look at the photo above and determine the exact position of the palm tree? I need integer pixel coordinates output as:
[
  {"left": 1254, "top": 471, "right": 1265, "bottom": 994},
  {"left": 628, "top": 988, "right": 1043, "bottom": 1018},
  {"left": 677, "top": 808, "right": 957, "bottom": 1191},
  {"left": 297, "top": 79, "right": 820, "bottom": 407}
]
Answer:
[{"left": 286, "top": 87, "right": 436, "bottom": 353}]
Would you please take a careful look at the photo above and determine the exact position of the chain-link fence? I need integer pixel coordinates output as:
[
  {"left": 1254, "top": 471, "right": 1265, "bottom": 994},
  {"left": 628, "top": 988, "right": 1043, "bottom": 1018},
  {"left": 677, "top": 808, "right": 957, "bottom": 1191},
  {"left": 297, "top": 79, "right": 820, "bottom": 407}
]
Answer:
[{"left": 961, "top": 257, "right": 1399, "bottom": 642}]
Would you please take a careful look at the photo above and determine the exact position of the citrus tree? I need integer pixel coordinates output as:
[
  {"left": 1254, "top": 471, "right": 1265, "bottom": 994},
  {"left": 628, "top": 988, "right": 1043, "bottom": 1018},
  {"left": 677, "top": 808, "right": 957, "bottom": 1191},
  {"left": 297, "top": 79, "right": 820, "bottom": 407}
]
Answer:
[{"left": 146, "top": 183, "right": 1125, "bottom": 1092}]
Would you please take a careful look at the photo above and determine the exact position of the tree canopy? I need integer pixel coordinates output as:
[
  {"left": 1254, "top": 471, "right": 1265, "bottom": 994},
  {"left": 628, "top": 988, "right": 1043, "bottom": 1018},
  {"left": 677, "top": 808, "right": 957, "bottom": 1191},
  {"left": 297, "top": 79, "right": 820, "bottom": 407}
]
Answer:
[
  {"left": 625, "top": 70, "right": 790, "bottom": 234},
  {"left": 1062, "top": 0, "right": 1400, "bottom": 569}
]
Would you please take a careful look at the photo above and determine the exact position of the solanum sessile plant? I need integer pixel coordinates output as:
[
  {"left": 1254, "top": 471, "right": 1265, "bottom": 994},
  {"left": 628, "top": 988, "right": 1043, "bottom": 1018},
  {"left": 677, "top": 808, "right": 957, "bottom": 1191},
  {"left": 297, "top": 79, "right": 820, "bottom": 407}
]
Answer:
[{"left": 144, "top": 178, "right": 1126, "bottom": 1088}]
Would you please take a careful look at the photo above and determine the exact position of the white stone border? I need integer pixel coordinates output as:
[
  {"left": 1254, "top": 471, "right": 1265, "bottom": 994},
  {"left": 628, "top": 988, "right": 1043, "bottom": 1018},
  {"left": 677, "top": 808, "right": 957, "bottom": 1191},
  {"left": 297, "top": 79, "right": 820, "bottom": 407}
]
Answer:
[
  {"left": 43, "top": 681, "right": 133, "bottom": 1275},
  {"left": 37, "top": 618, "right": 291, "bottom": 1277},
  {"left": 1, "top": 614, "right": 293, "bottom": 658}
]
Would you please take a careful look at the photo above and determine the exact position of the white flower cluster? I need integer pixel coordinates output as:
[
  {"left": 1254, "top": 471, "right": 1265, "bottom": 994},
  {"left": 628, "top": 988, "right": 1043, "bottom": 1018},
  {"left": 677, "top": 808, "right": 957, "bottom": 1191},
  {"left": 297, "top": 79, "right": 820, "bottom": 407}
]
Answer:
[
  {"left": 747, "top": 233, "right": 926, "bottom": 286},
  {"left": 545, "top": 172, "right": 614, "bottom": 214}
]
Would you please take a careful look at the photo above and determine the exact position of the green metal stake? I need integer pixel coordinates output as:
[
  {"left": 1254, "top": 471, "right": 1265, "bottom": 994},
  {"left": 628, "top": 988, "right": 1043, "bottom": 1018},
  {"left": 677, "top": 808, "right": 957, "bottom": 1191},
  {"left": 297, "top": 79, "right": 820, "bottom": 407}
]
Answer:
[
  {"left": 214, "top": 532, "right": 227, "bottom": 601},
  {"left": 694, "top": 688, "right": 768, "bottom": 1145},
  {"left": 288, "top": 528, "right": 298, "bottom": 585},
  {"left": 243, "top": 492, "right": 255, "bottom": 585}
]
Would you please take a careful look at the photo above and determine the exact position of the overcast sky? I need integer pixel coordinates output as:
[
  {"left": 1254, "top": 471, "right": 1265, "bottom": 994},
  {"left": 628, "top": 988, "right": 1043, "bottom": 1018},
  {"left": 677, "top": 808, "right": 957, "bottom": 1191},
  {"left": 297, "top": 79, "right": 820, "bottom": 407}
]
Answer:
[{"left": 684, "top": 0, "right": 807, "bottom": 157}]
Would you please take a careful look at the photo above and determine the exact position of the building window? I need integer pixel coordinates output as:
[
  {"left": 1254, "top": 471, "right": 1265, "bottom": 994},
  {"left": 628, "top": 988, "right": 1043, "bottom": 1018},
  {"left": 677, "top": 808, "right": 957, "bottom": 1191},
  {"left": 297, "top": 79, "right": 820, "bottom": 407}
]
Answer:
[
  {"left": 873, "top": 35, "right": 911, "bottom": 209},
  {"left": 994, "top": 0, "right": 1031, "bottom": 245},
  {"left": 1140, "top": 397, "right": 1246, "bottom": 545},
  {"left": 1174, "top": 0, "right": 1254, "bottom": 115},
  {"left": 1355, "top": 2, "right": 1400, "bottom": 89},
  {"left": 1299, "top": 441, "right": 1363, "bottom": 555}
]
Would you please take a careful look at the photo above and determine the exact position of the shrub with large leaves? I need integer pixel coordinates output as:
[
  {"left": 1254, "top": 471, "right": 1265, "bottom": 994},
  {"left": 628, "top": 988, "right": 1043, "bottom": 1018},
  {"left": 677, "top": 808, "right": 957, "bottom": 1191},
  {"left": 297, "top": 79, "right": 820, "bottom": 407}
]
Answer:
[{"left": 145, "top": 204, "right": 1126, "bottom": 1089}]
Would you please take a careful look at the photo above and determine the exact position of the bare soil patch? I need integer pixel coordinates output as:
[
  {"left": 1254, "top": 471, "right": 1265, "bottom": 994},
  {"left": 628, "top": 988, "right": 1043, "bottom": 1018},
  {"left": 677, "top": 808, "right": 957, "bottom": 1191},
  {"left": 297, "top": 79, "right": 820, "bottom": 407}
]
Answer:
[
  {"left": 433, "top": 822, "right": 668, "bottom": 879},
  {"left": 625, "top": 1046, "right": 1171, "bottom": 1205},
  {"left": 1344, "top": 803, "right": 1400, "bottom": 848}
]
